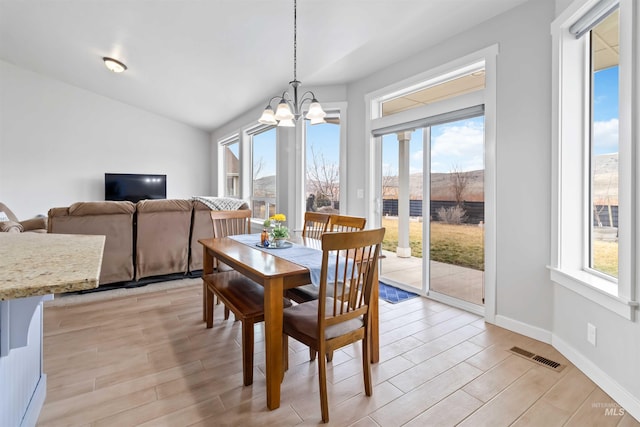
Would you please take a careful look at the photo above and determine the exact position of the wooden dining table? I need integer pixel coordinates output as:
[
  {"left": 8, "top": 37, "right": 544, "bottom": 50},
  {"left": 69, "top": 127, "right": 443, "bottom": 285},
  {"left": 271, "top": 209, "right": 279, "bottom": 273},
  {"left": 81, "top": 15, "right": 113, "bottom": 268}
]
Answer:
[{"left": 199, "top": 234, "right": 380, "bottom": 410}]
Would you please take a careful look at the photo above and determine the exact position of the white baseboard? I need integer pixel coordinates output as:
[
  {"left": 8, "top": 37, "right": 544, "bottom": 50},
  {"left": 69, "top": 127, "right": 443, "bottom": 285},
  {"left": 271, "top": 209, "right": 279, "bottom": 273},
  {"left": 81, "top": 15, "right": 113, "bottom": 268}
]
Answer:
[
  {"left": 490, "top": 315, "right": 639, "bottom": 422},
  {"left": 494, "top": 314, "right": 552, "bottom": 343},
  {"left": 552, "top": 335, "right": 640, "bottom": 422}
]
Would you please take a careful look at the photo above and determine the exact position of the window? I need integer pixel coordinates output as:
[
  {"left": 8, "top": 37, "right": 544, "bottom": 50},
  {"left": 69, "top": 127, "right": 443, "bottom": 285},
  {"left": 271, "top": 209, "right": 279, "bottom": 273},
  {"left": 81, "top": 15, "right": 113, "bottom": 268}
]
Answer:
[
  {"left": 250, "top": 127, "right": 277, "bottom": 220},
  {"left": 222, "top": 138, "right": 240, "bottom": 198},
  {"left": 589, "top": 9, "right": 619, "bottom": 278},
  {"left": 551, "top": 0, "right": 637, "bottom": 318},
  {"left": 305, "top": 113, "right": 341, "bottom": 213}
]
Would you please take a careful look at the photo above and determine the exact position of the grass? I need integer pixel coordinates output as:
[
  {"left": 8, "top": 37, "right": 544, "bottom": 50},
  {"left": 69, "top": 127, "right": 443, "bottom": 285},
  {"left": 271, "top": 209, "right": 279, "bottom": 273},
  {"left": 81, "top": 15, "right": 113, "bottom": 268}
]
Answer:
[
  {"left": 593, "top": 240, "right": 619, "bottom": 277},
  {"left": 381, "top": 217, "right": 619, "bottom": 276},
  {"left": 381, "top": 217, "right": 484, "bottom": 271},
  {"left": 381, "top": 217, "right": 424, "bottom": 255}
]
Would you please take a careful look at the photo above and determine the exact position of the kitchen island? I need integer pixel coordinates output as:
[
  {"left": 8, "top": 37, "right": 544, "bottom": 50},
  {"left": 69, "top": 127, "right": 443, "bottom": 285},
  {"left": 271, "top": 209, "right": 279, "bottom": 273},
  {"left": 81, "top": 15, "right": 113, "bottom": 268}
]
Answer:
[{"left": 0, "top": 233, "right": 104, "bottom": 426}]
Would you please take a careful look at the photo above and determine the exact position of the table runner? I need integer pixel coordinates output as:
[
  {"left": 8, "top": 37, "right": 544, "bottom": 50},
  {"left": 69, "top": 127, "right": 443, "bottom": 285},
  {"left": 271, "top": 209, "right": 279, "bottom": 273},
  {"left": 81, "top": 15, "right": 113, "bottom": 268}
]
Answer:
[{"left": 229, "top": 233, "right": 326, "bottom": 286}]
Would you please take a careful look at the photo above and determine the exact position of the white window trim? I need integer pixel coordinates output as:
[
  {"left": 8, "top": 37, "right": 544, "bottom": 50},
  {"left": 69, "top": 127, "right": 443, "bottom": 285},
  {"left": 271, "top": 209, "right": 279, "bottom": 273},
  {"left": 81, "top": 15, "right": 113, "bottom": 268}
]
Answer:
[
  {"left": 365, "top": 45, "right": 498, "bottom": 322},
  {"left": 296, "top": 102, "right": 347, "bottom": 229},
  {"left": 218, "top": 135, "right": 241, "bottom": 198},
  {"left": 550, "top": 0, "right": 639, "bottom": 320}
]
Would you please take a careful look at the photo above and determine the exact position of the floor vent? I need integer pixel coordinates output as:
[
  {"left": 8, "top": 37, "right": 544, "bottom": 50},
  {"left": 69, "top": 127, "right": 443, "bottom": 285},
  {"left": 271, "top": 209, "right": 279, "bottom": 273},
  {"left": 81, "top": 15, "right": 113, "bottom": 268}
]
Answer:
[{"left": 509, "top": 346, "right": 565, "bottom": 372}]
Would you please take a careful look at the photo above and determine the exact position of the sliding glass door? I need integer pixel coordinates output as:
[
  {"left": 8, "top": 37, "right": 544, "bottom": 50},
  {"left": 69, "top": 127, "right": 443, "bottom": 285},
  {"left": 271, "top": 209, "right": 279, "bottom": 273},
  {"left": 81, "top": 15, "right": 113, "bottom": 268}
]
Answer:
[
  {"left": 381, "top": 129, "right": 424, "bottom": 289},
  {"left": 378, "top": 115, "right": 485, "bottom": 307},
  {"left": 428, "top": 117, "right": 484, "bottom": 305}
]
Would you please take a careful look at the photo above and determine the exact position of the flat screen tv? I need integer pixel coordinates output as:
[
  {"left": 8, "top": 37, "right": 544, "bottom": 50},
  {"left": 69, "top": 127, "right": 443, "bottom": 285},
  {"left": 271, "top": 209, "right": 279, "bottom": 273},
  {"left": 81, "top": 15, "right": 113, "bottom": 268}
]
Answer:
[{"left": 105, "top": 173, "right": 166, "bottom": 203}]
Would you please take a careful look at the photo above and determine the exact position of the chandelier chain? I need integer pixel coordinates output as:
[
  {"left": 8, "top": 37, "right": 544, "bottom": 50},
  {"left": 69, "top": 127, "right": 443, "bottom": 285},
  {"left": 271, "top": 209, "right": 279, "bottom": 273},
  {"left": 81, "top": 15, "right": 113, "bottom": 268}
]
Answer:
[
  {"left": 293, "top": 0, "right": 297, "bottom": 82},
  {"left": 257, "top": 0, "right": 325, "bottom": 126}
]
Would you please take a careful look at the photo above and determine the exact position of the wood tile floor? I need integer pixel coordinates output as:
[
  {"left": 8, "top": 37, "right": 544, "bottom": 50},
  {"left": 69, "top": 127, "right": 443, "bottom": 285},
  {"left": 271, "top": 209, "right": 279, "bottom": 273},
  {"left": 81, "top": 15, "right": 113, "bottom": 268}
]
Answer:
[{"left": 38, "top": 279, "right": 639, "bottom": 426}]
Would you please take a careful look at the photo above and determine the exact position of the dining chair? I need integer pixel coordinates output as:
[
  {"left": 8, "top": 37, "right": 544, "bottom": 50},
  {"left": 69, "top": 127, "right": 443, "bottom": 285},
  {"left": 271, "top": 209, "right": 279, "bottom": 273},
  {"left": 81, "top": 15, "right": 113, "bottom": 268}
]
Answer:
[
  {"left": 202, "top": 209, "right": 252, "bottom": 322},
  {"left": 287, "top": 214, "right": 367, "bottom": 305},
  {"left": 301, "top": 211, "right": 331, "bottom": 239},
  {"left": 203, "top": 209, "right": 292, "bottom": 386},
  {"left": 328, "top": 214, "right": 366, "bottom": 232},
  {"left": 281, "top": 228, "right": 385, "bottom": 423},
  {"left": 288, "top": 214, "right": 368, "bottom": 362}
]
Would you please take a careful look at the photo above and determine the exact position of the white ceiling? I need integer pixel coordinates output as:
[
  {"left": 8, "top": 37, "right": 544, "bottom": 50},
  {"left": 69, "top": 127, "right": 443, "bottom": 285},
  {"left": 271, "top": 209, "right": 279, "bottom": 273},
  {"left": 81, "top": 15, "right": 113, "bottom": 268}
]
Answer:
[{"left": 0, "top": 0, "right": 528, "bottom": 131}]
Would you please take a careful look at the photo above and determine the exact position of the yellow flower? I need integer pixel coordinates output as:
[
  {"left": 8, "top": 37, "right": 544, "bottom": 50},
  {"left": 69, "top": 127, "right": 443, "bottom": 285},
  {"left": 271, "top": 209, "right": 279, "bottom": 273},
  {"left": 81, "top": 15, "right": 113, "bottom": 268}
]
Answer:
[{"left": 270, "top": 213, "right": 286, "bottom": 223}]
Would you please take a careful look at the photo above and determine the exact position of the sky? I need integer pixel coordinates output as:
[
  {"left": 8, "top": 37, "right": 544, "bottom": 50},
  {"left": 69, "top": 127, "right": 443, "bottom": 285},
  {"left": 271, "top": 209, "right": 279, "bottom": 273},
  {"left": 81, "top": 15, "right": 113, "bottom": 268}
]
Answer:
[
  {"left": 382, "top": 115, "right": 485, "bottom": 175},
  {"left": 252, "top": 121, "right": 341, "bottom": 179},
  {"left": 252, "top": 127, "right": 277, "bottom": 178},
  {"left": 593, "top": 65, "right": 619, "bottom": 155},
  {"left": 255, "top": 114, "right": 487, "bottom": 180},
  {"left": 306, "top": 121, "right": 340, "bottom": 169}
]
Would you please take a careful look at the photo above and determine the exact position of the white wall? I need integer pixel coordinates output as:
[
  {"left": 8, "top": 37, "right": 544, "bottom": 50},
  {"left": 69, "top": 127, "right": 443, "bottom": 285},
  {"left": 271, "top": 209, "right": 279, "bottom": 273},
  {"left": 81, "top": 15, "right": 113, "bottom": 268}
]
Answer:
[
  {"left": 550, "top": 0, "right": 640, "bottom": 418},
  {"left": 351, "top": 0, "right": 639, "bottom": 415},
  {"left": 555, "top": 0, "right": 575, "bottom": 15},
  {"left": 553, "top": 286, "right": 640, "bottom": 414},
  {"left": 0, "top": 60, "right": 211, "bottom": 219},
  {"left": 348, "top": 0, "right": 555, "bottom": 333}
]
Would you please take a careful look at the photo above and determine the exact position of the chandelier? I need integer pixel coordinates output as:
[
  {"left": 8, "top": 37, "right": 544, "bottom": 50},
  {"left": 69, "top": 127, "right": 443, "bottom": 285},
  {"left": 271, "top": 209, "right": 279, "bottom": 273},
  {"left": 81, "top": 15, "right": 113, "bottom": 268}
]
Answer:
[{"left": 258, "top": 0, "right": 326, "bottom": 127}]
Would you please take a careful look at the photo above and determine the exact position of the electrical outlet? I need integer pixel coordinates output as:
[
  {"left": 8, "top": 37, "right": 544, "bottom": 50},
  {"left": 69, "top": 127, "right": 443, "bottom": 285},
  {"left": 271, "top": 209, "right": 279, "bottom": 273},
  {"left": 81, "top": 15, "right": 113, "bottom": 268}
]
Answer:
[{"left": 587, "top": 323, "right": 597, "bottom": 346}]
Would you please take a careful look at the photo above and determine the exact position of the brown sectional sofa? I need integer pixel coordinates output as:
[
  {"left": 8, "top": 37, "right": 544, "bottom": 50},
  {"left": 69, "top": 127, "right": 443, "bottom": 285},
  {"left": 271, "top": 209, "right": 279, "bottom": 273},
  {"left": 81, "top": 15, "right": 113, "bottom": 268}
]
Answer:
[
  {"left": 48, "top": 198, "right": 248, "bottom": 288},
  {"left": 48, "top": 201, "right": 136, "bottom": 285},
  {"left": 190, "top": 199, "right": 216, "bottom": 273},
  {"left": 135, "top": 199, "right": 193, "bottom": 280}
]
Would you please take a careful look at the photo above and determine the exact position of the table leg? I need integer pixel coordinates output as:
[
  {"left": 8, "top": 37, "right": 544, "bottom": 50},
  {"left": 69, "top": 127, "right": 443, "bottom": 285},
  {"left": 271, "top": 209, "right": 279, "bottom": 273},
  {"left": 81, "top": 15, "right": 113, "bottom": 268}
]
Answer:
[
  {"left": 371, "top": 267, "right": 380, "bottom": 363},
  {"left": 263, "top": 277, "right": 284, "bottom": 410},
  {"left": 202, "top": 247, "right": 214, "bottom": 322}
]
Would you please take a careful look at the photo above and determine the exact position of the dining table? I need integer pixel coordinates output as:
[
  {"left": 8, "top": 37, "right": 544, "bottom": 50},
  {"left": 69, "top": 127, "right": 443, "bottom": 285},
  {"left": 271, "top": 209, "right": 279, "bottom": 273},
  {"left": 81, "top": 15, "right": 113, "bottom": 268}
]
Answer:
[{"left": 199, "top": 232, "right": 380, "bottom": 410}]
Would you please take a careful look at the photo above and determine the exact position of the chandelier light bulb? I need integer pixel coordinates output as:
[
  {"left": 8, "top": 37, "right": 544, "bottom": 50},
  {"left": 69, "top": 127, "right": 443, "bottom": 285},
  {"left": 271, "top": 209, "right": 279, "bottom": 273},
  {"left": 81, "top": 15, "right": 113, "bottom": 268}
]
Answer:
[
  {"left": 277, "top": 118, "right": 296, "bottom": 127},
  {"left": 309, "top": 117, "right": 327, "bottom": 125},
  {"left": 305, "top": 100, "right": 327, "bottom": 121},
  {"left": 258, "top": 106, "right": 278, "bottom": 125},
  {"left": 274, "top": 101, "right": 294, "bottom": 121}
]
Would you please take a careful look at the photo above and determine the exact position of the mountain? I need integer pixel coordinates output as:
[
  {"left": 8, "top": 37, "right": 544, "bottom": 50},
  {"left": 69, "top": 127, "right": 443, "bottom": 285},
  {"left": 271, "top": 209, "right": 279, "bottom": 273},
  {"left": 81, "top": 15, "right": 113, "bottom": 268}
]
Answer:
[
  {"left": 593, "top": 153, "right": 618, "bottom": 204},
  {"left": 383, "top": 170, "right": 485, "bottom": 201}
]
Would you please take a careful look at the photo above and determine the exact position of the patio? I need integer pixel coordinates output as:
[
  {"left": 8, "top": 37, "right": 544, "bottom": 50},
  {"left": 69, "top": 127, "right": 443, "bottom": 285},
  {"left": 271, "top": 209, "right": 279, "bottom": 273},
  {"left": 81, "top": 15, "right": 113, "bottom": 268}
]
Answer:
[{"left": 379, "top": 250, "right": 484, "bottom": 306}]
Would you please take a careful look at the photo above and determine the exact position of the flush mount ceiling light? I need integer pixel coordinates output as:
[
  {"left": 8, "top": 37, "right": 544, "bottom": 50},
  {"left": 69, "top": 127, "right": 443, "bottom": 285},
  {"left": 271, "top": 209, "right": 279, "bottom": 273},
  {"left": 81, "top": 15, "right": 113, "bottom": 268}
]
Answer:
[
  {"left": 102, "top": 57, "right": 127, "bottom": 73},
  {"left": 258, "top": 0, "right": 326, "bottom": 127}
]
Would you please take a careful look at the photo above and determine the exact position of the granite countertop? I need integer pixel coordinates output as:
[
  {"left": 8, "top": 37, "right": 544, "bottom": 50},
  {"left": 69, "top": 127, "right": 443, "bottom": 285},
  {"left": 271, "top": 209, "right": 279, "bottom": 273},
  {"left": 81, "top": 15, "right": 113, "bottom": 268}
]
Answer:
[{"left": 0, "top": 233, "right": 105, "bottom": 300}]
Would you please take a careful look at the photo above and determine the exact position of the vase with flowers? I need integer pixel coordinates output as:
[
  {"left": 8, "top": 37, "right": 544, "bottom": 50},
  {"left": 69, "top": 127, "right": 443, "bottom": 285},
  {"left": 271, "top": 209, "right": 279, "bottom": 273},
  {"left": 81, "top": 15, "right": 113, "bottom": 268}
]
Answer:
[{"left": 264, "top": 213, "right": 289, "bottom": 247}]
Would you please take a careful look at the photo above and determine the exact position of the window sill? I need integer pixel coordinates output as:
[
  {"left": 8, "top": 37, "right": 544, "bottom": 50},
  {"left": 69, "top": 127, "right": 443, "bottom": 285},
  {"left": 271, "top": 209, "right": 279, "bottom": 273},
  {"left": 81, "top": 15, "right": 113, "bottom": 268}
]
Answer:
[{"left": 548, "top": 266, "right": 638, "bottom": 320}]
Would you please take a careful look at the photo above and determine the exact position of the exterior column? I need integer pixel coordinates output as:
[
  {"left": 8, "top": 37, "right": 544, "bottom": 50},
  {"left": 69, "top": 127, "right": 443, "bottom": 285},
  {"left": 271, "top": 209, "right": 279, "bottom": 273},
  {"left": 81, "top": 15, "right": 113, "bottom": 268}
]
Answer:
[{"left": 397, "top": 131, "right": 412, "bottom": 258}]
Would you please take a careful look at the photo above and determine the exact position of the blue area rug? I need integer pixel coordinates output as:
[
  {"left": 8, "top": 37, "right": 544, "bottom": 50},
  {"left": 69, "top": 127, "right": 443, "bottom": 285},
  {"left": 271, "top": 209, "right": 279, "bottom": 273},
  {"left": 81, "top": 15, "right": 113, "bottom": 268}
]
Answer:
[{"left": 379, "top": 282, "right": 419, "bottom": 304}]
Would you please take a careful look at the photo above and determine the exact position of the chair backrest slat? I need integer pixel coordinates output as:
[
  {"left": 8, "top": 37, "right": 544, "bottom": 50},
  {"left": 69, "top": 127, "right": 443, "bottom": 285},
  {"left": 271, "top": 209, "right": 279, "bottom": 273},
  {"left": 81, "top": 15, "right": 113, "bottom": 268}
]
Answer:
[
  {"left": 328, "top": 215, "right": 366, "bottom": 233},
  {"left": 210, "top": 209, "right": 251, "bottom": 238},
  {"left": 302, "top": 212, "right": 331, "bottom": 239},
  {"left": 318, "top": 228, "right": 385, "bottom": 326}
]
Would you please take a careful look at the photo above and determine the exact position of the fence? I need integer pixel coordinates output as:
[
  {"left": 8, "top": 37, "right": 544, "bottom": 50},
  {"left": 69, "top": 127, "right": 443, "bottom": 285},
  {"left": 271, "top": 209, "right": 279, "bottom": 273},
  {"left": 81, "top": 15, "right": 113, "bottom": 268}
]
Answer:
[
  {"left": 382, "top": 199, "right": 485, "bottom": 224},
  {"left": 381, "top": 200, "right": 618, "bottom": 228},
  {"left": 593, "top": 204, "right": 618, "bottom": 228}
]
